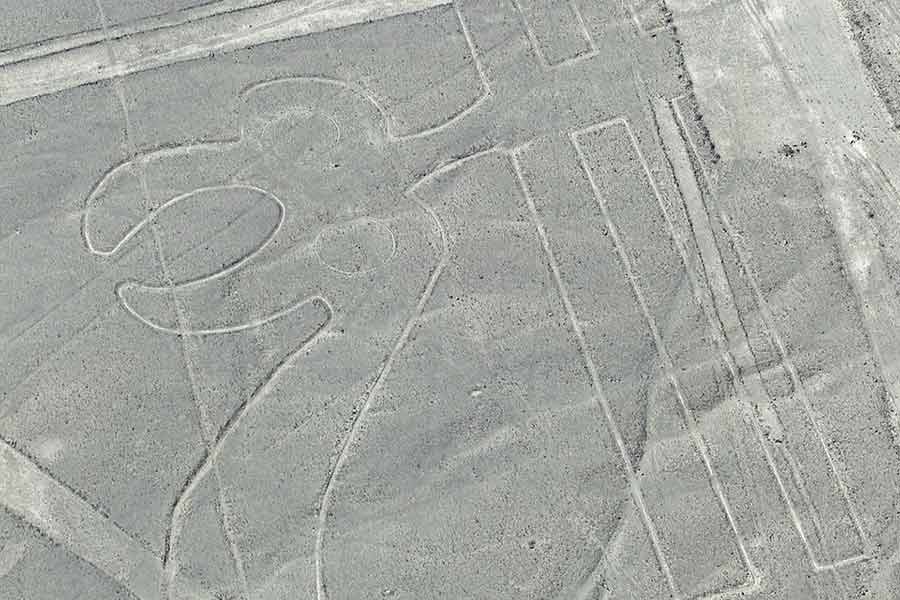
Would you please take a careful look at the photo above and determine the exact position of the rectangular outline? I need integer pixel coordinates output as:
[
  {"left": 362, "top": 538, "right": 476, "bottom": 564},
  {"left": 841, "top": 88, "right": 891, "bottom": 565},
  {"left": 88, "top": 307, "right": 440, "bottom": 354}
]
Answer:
[
  {"left": 720, "top": 212, "right": 871, "bottom": 569},
  {"left": 662, "top": 93, "right": 871, "bottom": 572},
  {"left": 566, "top": 117, "right": 757, "bottom": 598},
  {"left": 509, "top": 149, "right": 680, "bottom": 598},
  {"left": 508, "top": 0, "right": 598, "bottom": 69},
  {"left": 511, "top": 121, "right": 756, "bottom": 599}
]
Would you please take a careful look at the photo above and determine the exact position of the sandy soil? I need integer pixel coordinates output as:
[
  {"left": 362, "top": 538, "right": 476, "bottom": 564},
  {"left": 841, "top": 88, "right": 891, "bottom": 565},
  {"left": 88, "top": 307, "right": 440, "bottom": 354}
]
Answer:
[{"left": 2, "top": 1, "right": 900, "bottom": 599}]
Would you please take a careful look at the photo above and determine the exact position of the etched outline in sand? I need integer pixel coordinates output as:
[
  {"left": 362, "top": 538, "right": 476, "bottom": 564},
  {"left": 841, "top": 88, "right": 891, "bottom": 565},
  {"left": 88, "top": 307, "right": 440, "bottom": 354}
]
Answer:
[
  {"left": 79, "top": 57, "right": 451, "bottom": 597},
  {"left": 508, "top": 0, "right": 599, "bottom": 68},
  {"left": 515, "top": 124, "right": 755, "bottom": 599},
  {"left": 312, "top": 195, "right": 448, "bottom": 600},
  {"left": 720, "top": 212, "right": 870, "bottom": 571},
  {"left": 663, "top": 93, "right": 870, "bottom": 575},
  {"left": 313, "top": 216, "right": 398, "bottom": 276}
]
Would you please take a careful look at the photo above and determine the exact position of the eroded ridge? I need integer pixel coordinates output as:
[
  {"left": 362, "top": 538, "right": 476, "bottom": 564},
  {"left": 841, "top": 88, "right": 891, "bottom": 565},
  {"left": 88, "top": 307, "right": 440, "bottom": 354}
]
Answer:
[{"left": 509, "top": 0, "right": 598, "bottom": 68}]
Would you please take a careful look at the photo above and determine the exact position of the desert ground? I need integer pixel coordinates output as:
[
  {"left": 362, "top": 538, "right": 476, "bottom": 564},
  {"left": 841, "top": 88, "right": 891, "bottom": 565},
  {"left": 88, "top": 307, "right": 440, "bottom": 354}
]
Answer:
[{"left": 2, "top": 0, "right": 900, "bottom": 598}]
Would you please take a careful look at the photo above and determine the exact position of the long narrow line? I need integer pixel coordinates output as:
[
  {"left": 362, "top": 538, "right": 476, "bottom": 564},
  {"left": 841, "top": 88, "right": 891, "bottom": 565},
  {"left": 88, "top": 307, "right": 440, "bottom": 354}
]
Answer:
[
  {"left": 720, "top": 212, "right": 870, "bottom": 558},
  {"left": 313, "top": 199, "right": 449, "bottom": 600},
  {"left": 667, "top": 95, "right": 838, "bottom": 572},
  {"left": 90, "top": 2, "right": 251, "bottom": 597},
  {"left": 568, "top": 127, "right": 754, "bottom": 592},
  {"left": 509, "top": 150, "right": 680, "bottom": 599}
]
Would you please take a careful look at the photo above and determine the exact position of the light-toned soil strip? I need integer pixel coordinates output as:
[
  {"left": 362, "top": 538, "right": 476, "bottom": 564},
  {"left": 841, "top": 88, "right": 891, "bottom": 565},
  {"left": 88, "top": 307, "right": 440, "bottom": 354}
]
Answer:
[
  {"left": 0, "top": 438, "right": 213, "bottom": 600},
  {"left": 0, "top": 0, "right": 452, "bottom": 106},
  {"left": 0, "top": 0, "right": 297, "bottom": 67}
]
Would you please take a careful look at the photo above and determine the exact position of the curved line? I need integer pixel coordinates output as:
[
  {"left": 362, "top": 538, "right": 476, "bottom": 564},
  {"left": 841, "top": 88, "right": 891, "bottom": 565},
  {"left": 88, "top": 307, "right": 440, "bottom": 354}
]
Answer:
[
  {"left": 162, "top": 295, "right": 334, "bottom": 592},
  {"left": 90, "top": 182, "right": 278, "bottom": 261},
  {"left": 313, "top": 216, "right": 398, "bottom": 277},
  {"left": 82, "top": 141, "right": 244, "bottom": 256},
  {"left": 239, "top": 75, "right": 393, "bottom": 138},
  {"left": 236, "top": 10, "right": 491, "bottom": 147},
  {"left": 82, "top": 159, "right": 137, "bottom": 255},
  {"left": 405, "top": 146, "right": 506, "bottom": 197},
  {"left": 256, "top": 105, "right": 343, "bottom": 153},
  {"left": 111, "top": 184, "right": 286, "bottom": 290},
  {"left": 395, "top": 91, "right": 490, "bottom": 142},
  {"left": 413, "top": 197, "right": 449, "bottom": 277},
  {"left": 116, "top": 283, "right": 318, "bottom": 336},
  {"left": 313, "top": 193, "right": 450, "bottom": 600}
]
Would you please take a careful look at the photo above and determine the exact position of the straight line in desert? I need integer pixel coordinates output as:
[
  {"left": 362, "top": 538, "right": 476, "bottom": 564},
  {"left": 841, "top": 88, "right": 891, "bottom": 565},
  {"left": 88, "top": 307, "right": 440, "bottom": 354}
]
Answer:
[
  {"left": 720, "top": 211, "right": 871, "bottom": 563},
  {"left": 0, "top": 438, "right": 214, "bottom": 600},
  {"left": 657, "top": 94, "right": 869, "bottom": 573},
  {"left": 90, "top": 1, "right": 255, "bottom": 593},
  {"left": 0, "top": 0, "right": 452, "bottom": 106},
  {"left": 0, "top": 0, "right": 302, "bottom": 67},
  {"left": 509, "top": 150, "right": 680, "bottom": 599},
  {"left": 568, "top": 120, "right": 755, "bottom": 598}
]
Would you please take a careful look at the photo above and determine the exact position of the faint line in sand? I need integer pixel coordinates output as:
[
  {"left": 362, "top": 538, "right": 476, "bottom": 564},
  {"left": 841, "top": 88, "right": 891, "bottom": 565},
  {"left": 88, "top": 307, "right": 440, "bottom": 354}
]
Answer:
[
  {"left": 0, "top": 0, "right": 457, "bottom": 106},
  {"left": 508, "top": 0, "right": 598, "bottom": 68},
  {"left": 0, "top": 540, "right": 28, "bottom": 580},
  {"left": 509, "top": 147, "right": 680, "bottom": 598},
  {"left": 720, "top": 212, "right": 870, "bottom": 569},
  {"left": 662, "top": 93, "right": 866, "bottom": 576},
  {"left": 567, "top": 119, "right": 756, "bottom": 598}
]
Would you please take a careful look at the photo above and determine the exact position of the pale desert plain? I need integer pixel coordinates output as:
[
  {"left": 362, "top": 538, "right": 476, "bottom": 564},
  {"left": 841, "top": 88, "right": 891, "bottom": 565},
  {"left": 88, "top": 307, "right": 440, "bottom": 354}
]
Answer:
[{"left": 2, "top": 0, "right": 900, "bottom": 598}]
